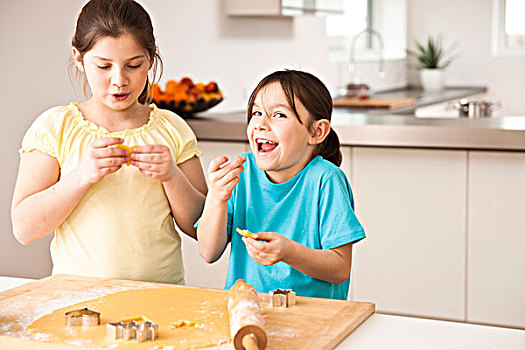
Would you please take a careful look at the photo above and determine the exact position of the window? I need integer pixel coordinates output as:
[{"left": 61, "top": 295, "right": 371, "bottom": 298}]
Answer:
[
  {"left": 492, "top": 0, "right": 525, "bottom": 56},
  {"left": 325, "top": 0, "right": 371, "bottom": 58},
  {"left": 325, "top": 0, "right": 407, "bottom": 61}
]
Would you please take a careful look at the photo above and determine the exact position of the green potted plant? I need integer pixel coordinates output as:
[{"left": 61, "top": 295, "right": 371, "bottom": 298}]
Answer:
[{"left": 407, "top": 35, "right": 456, "bottom": 92}]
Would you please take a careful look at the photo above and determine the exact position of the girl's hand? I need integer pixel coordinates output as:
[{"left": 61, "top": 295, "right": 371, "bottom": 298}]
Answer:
[
  {"left": 130, "top": 144, "right": 175, "bottom": 182},
  {"left": 79, "top": 137, "right": 129, "bottom": 185},
  {"left": 207, "top": 156, "right": 246, "bottom": 202},
  {"left": 242, "top": 231, "right": 292, "bottom": 266}
]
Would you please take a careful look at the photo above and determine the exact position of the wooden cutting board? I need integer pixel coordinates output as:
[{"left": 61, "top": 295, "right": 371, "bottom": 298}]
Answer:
[
  {"left": 0, "top": 274, "right": 374, "bottom": 349},
  {"left": 333, "top": 96, "right": 417, "bottom": 109}
]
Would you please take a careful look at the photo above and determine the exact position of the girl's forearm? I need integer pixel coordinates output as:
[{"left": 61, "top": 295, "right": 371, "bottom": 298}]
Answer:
[
  {"left": 283, "top": 241, "right": 352, "bottom": 284},
  {"left": 162, "top": 170, "right": 206, "bottom": 239},
  {"left": 163, "top": 157, "right": 207, "bottom": 239},
  {"left": 12, "top": 167, "right": 91, "bottom": 245},
  {"left": 196, "top": 196, "right": 229, "bottom": 263}
]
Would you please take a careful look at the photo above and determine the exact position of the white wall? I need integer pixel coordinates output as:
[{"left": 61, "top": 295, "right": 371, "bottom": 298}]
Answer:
[
  {"left": 152, "top": 0, "right": 337, "bottom": 111},
  {"left": 0, "top": 1, "right": 82, "bottom": 278},
  {"left": 407, "top": 0, "right": 525, "bottom": 115}
]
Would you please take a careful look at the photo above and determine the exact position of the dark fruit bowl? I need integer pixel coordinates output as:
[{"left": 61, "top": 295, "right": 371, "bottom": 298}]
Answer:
[{"left": 153, "top": 97, "right": 223, "bottom": 118}]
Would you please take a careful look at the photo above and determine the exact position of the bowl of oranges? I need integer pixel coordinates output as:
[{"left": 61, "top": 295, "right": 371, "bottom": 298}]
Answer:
[{"left": 149, "top": 77, "right": 223, "bottom": 118}]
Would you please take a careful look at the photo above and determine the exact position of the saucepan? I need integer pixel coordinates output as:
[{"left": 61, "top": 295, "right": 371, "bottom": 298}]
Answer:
[{"left": 448, "top": 99, "right": 502, "bottom": 118}]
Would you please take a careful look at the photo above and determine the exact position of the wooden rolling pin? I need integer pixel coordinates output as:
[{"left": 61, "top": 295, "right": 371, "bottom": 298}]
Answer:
[{"left": 227, "top": 279, "right": 267, "bottom": 350}]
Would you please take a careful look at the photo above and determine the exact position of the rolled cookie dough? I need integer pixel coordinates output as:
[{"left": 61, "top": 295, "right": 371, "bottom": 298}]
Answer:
[{"left": 26, "top": 287, "right": 231, "bottom": 349}]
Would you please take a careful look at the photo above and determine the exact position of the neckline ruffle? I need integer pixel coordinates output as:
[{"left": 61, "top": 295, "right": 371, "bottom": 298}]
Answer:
[{"left": 69, "top": 102, "right": 159, "bottom": 136}]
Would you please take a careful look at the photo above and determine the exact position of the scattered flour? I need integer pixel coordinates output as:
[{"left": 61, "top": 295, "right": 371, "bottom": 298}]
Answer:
[
  {"left": 267, "top": 326, "right": 300, "bottom": 339},
  {"left": 0, "top": 282, "right": 157, "bottom": 340}
]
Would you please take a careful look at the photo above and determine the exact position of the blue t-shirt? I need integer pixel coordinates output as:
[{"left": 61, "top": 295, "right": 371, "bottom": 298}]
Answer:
[{"left": 222, "top": 152, "right": 365, "bottom": 300}]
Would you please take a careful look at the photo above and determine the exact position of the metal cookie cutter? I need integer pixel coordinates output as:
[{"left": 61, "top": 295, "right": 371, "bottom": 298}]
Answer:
[
  {"left": 269, "top": 288, "right": 296, "bottom": 308},
  {"left": 106, "top": 321, "right": 159, "bottom": 343},
  {"left": 65, "top": 308, "right": 101, "bottom": 326}
]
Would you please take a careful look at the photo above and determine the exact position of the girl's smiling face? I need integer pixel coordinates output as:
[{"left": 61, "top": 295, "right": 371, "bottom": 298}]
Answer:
[
  {"left": 247, "top": 82, "right": 318, "bottom": 183},
  {"left": 74, "top": 32, "right": 151, "bottom": 112}
]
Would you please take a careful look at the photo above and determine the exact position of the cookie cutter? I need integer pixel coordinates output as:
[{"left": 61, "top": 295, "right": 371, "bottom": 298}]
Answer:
[
  {"left": 106, "top": 320, "right": 159, "bottom": 343},
  {"left": 269, "top": 288, "right": 296, "bottom": 308},
  {"left": 65, "top": 308, "right": 100, "bottom": 326}
]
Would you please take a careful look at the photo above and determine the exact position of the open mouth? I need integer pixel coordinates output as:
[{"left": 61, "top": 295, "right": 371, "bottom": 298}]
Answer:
[
  {"left": 256, "top": 138, "right": 278, "bottom": 153},
  {"left": 112, "top": 93, "right": 129, "bottom": 101}
]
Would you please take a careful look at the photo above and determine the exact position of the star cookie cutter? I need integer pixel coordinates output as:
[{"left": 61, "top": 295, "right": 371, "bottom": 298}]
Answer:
[
  {"left": 269, "top": 288, "right": 296, "bottom": 308},
  {"left": 106, "top": 320, "right": 159, "bottom": 343},
  {"left": 65, "top": 308, "right": 101, "bottom": 327}
]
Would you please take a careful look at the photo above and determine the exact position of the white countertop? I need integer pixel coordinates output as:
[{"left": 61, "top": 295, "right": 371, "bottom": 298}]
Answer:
[
  {"left": 338, "top": 313, "right": 525, "bottom": 350},
  {"left": 0, "top": 276, "right": 35, "bottom": 292},
  {"left": 1, "top": 277, "right": 524, "bottom": 349}
]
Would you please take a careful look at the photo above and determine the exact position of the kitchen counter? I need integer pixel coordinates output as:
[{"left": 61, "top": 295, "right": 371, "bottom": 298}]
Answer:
[
  {"left": 1, "top": 276, "right": 523, "bottom": 350},
  {"left": 0, "top": 276, "right": 35, "bottom": 292},
  {"left": 339, "top": 313, "right": 525, "bottom": 350},
  {"left": 336, "top": 86, "right": 487, "bottom": 115},
  {"left": 188, "top": 111, "right": 525, "bottom": 151}
]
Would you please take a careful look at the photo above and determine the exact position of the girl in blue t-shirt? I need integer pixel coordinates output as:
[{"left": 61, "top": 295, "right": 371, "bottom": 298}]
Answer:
[{"left": 197, "top": 70, "right": 365, "bottom": 299}]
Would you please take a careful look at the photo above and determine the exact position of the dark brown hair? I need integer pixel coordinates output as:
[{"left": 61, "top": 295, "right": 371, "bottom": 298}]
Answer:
[
  {"left": 71, "top": 0, "right": 162, "bottom": 104},
  {"left": 247, "top": 70, "right": 342, "bottom": 167}
]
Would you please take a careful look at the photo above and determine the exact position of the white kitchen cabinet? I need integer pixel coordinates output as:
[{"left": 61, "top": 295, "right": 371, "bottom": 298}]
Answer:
[
  {"left": 467, "top": 151, "right": 525, "bottom": 328},
  {"left": 341, "top": 146, "right": 357, "bottom": 299},
  {"left": 225, "top": 0, "right": 343, "bottom": 17},
  {"left": 180, "top": 141, "right": 249, "bottom": 289},
  {"left": 349, "top": 147, "right": 467, "bottom": 320},
  {"left": 340, "top": 146, "right": 353, "bottom": 180}
]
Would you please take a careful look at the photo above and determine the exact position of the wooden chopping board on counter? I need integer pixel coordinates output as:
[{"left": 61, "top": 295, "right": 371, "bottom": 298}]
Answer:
[
  {"left": 333, "top": 96, "right": 417, "bottom": 109},
  {"left": 0, "top": 274, "right": 374, "bottom": 350}
]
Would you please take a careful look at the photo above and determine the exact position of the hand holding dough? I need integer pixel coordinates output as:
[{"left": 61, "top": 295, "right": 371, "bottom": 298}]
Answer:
[
  {"left": 114, "top": 144, "right": 136, "bottom": 166},
  {"left": 236, "top": 228, "right": 259, "bottom": 240}
]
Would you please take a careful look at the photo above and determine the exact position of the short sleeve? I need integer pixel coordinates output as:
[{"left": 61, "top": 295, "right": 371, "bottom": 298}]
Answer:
[
  {"left": 19, "top": 109, "right": 59, "bottom": 159},
  {"left": 318, "top": 169, "right": 366, "bottom": 250},
  {"left": 176, "top": 132, "right": 202, "bottom": 164},
  {"left": 158, "top": 109, "right": 202, "bottom": 164}
]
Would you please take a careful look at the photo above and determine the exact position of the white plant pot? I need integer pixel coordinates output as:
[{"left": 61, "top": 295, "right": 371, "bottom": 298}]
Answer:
[{"left": 420, "top": 69, "right": 445, "bottom": 92}]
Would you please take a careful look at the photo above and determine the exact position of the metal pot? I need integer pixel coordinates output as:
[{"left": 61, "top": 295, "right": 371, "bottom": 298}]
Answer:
[{"left": 448, "top": 99, "right": 502, "bottom": 118}]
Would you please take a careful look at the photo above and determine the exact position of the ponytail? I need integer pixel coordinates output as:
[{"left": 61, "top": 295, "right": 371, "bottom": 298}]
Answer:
[{"left": 314, "top": 128, "right": 342, "bottom": 167}]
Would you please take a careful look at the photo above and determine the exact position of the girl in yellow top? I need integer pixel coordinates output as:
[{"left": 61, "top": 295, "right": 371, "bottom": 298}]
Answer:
[{"left": 11, "top": 0, "right": 207, "bottom": 284}]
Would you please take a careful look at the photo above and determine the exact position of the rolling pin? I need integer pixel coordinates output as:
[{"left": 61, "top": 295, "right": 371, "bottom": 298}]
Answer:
[{"left": 227, "top": 279, "right": 267, "bottom": 350}]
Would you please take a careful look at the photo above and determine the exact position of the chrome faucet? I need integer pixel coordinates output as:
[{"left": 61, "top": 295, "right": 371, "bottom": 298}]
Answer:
[{"left": 349, "top": 28, "right": 385, "bottom": 84}]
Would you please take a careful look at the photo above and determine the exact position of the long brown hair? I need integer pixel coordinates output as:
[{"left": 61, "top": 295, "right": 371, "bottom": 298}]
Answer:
[
  {"left": 71, "top": 0, "right": 162, "bottom": 104},
  {"left": 247, "top": 70, "right": 342, "bottom": 167}
]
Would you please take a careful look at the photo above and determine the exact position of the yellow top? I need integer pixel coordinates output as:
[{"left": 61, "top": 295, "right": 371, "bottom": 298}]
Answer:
[{"left": 19, "top": 103, "right": 202, "bottom": 284}]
